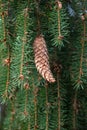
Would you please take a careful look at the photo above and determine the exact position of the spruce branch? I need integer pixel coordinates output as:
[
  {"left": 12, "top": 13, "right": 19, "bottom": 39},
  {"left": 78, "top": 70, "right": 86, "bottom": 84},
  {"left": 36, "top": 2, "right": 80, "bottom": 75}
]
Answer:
[
  {"left": 0, "top": 1, "right": 11, "bottom": 100},
  {"left": 28, "top": 122, "right": 31, "bottom": 130},
  {"left": 24, "top": 89, "right": 28, "bottom": 117},
  {"left": 57, "top": 73, "right": 61, "bottom": 130},
  {"left": 71, "top": 10, "right": 87, "bottom": 89},
  {"left": 48, "top": 0, "right": 69, "bottom": 47},
  {"left": 1, "top": 0, "right": 87, "bottom": 130},
  {"left": 73, "top": 91, "right": 78, "bottom": 130},
  {"left": 78, "top": 21, "right": 85, "bottom": 84},
  {"left": 45, "top": 82, "right": 49, "bottom": 130},
  {"left": 9, "top": 100, "right": 16, "bottom": 130},
  {"left": 33, "top": 86, "right": 38, "bottom": 130},
  {"left": 1, "top": 10, "right": 7, "bottom": 45},
  {"left": 4, "top": 45, "right": 11, "bottom": 98},
  {"left": 56, "top": 0, "right": 63, "bottom": 38},
  {"left": 19, "top": 8, "right": 28, "bottom": 79}
]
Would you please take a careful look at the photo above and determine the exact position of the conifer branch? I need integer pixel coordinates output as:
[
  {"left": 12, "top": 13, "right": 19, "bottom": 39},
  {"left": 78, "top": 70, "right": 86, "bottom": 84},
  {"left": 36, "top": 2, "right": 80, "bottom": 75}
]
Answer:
[
  {"left": 57, "top": 73, "right": 61, "bottom": 130},
  {"left": 27, "top": 120, "right": 31, "bottom": 130},
  {"left": 5, "top": 46, "right": 11, "bottom": 98},
  {"left": 28, "top": 122, "right": 31, "bottom": 130},
  {"left": 80, "top": 21, "right": 86, "bottom": 76},
  {"left": 49, "top": 0, "right": 68, "bottom": 47},
  {"left": 56, "top": 1, "right": 62, "bottom": 37},
  {"left": 1, "top": 10, "right": 7, "bottom": 45},
  {"left": 1, "top": 0, "right": 87, "bottom": 129},
  {"left": 19, "top": 8, "right": 28, "bottom": 78},
  {"left": 24, "top": 83, "right": 31, "bottom": 130},
  {"left": 10, "top": 100, "right": 15, "bottom": 129},
  {"left": 33, "top": 86, "right": 38, "bottom": 130},
  {"left": 45, "top": 83, "right": 49, "bottom": 130},
  {"left": 2, "top": 3, "right": 11, "bottom": 98},
  {"left": 35, "top": 0, "right": 41, "bottom": 35},
  {"left": 8, "top": 100, "right": 15, "bottom": 130},
  {"left": 78, "top": 40, "right": 84, "bottom": 80},
  {"left": 73, "top": 91, "right": 77, "bottom": 130},
  {"left": 24, "top": 89, "right": 28, "bottom": 116},
  {"left": 77, "top": 19, "right": 86, "bottom": 87}
]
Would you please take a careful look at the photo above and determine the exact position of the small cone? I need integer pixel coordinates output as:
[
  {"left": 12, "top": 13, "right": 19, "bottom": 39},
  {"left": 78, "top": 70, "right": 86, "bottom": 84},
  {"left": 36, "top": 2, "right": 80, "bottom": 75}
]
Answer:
[{"left": 33, "top": 35, "right": 55, "bottom": 83}]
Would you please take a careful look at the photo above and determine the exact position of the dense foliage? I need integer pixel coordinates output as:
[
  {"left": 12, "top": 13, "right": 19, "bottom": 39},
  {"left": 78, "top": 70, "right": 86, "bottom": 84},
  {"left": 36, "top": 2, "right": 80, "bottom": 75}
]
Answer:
[{"left": 0, "top": 0, "right": 87, "bottom": 130}]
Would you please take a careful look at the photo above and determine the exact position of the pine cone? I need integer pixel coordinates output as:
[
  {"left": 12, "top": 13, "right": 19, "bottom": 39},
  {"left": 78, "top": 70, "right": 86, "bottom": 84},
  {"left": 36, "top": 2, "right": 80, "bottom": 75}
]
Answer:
[{"left": 33, "top": 35, "right": 55, "bottom": 83}]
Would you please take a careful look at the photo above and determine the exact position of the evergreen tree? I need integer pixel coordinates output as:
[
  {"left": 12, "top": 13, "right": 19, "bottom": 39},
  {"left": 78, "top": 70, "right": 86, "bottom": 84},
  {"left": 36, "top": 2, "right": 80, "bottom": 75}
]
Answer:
[{"left": 0, "top": 0, "right": 87, "bottom": 130}]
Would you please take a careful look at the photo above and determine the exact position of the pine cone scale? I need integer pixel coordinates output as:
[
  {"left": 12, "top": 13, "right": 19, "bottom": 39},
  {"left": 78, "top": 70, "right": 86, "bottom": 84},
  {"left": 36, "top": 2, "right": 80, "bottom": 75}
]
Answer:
[{"left": 35, "top": 53, "right": 49, "bottom": 61}]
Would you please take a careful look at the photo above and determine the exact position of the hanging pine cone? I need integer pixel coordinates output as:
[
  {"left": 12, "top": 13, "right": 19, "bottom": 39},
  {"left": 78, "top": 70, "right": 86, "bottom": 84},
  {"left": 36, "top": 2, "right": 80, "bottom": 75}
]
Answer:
[{"left": 33, "top": 35, "right": 55, "bottom": 83}]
